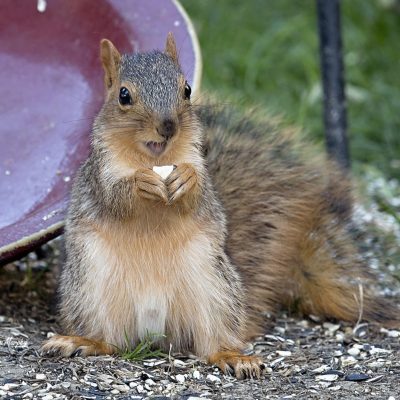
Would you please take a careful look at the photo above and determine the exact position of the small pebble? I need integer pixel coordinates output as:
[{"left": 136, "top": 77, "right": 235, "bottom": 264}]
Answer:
[
  {"left": 276, "top": 350, "right": 292, "bottom": 357},
  {"left": 341, "top": 355, "right": 357, "bottom": 367},
  {"left": 175, "top": 374, "right": 185, "bottom": 384},
  {"left": 298, "top": 320, "right": 310, "bottom": 327},
  {"left": 264, "top": 334, "right": 279, "bottom": 341},
  {"left": 206, "top": 374, "right": 221, "bottom": 383},
  {"left": 312, "top": 365, "right": 330, "bottom": 374},
  {"left": 173, "top": 359, "right": 186, "bottom": 367},
  {"left": 192, "top": 370, "right": 201, "bottom": 379},
  {"left": 112, "top": 384, "right": 129, "bottom": 393},
  {"left": 2, "top": 383, "right": 19, "bottom": 390},
  {"left": 316, "top": 374, "right": 339, "bottom": 382},
  {"left": 318, "top": 382, "right": 333, "bottom": 388},
  {"left": 270, "top": 356, "right": 285, "bottom": 367},
  {"left": 136, "top": 384, "right": 145, "bottom": 393},
  {"left": 368, "top": 361, "right": 384, "bottom": 368},
  {"left": 335, "top": 333, "right": 345, "bottom": 342},
  {"left": 274, "top": 326, "right": 286, "bottom": 334},
  {"left": 323, "top": 322, "right": 341, "bottom": 334},
  {"left": 36, "top": 374, "right": 47, "bottom": 381},
  {"left": 369, "top": 347, "right": 391, "bottom": 355},
  {"left": 347, "top": 347, "right": 360, "bottom": 356}
]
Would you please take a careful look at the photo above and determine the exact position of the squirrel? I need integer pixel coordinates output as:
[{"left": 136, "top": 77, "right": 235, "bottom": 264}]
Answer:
[{"left": 42, "top": 33, "right": 398, "bottom": 379}]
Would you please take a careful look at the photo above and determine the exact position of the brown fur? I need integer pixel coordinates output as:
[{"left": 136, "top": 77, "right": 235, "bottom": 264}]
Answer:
[
  {"left": 42, "top": 35, "right": 398, "bottom": 378},
  {"left": 203, "top": 108, "right": 399, "bottom": 333}
]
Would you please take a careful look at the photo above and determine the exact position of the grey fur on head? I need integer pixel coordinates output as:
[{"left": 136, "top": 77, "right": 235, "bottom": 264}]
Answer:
[{"left": 120, "top": 51, "right": 183, "bottom": 115}]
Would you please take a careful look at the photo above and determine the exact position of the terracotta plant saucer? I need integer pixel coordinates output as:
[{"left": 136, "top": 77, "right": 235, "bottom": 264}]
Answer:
[{"left": 0, "top": 0, "right": 201, "bottom": 264}]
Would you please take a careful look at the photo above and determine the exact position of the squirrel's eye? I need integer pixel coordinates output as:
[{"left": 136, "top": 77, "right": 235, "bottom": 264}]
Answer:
[
  {"left": 119, "top": 87, "right": 132, "bottom": 105},
  {"left": 184, "top": 81, "right": 191, "bottom": 100}
]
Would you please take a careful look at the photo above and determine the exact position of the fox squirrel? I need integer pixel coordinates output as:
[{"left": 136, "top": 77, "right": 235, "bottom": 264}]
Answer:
[{"left": 42, "top": 33, "right": 398, "bottom": 379}]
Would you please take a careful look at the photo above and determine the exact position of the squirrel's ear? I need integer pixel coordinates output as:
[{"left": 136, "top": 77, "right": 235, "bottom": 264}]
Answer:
[
  {"left": 100, "top": 39, "right": 121, "bottom": 89},
  {"left": 165, "top": 32, "right": 179, "bottom": 65}
]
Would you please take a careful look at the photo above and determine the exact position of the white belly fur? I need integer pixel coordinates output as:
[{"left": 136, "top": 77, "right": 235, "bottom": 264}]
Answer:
[{"left": 79, "top": 218, "right": 218, "bottom": 353}]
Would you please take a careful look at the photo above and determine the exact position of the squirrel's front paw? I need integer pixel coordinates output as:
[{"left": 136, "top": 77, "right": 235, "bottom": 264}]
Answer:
[
  {"left": 135, "top": 168, "right": 168, "bottom": 203},
  {"left": 165, "top": 163, "right": 198, "bottom": 205}
]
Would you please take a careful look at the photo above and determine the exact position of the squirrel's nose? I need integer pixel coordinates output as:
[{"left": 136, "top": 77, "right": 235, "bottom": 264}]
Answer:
[{"left": 159, "top": 119, "right": 176, "bottom": 140}]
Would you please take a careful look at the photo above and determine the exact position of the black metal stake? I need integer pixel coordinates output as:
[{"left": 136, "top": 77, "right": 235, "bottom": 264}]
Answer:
[{"left": 317, "top": 0, "right": 350, "bottom": 169}]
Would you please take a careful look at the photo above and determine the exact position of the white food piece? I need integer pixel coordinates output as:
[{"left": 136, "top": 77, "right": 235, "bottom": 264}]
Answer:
[
  {"left": 37, "top": 0, "right": 47, "bottom": 12},
  {"left": 153, "top": 165, "right": 174, "bottom": 180}
]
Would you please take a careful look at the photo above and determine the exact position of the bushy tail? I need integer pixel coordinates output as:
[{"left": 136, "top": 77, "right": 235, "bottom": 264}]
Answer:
[
  {"left": 285, "top": 200, "right": 399, "bottom": 327},
  {"left": 201, "top": 102, "right": 399, "bottom": 328}
]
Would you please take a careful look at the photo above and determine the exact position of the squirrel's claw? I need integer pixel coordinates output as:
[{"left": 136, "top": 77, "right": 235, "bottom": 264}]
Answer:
[
  {"left": 166, "top": 163, "right": 198, "bottom": 204},
  {"left": 208, "top": 351, "right": 264, "bottom": 379},
  {"left": 135, "top": 169, "right": 168, "bottom": 204},
  {"left": 41, "top": 335, "right": 114, "bottom": 358}
]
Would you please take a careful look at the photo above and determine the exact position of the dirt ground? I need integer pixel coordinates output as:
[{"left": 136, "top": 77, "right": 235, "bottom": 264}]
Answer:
[{"left": 1, "top": 188, "right": 400, "bottom": 399}]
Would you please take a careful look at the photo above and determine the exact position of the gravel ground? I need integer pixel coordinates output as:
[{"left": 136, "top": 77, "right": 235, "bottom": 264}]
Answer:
[{"left": 1, "top": 174, "right": 400, "bottom": 400}]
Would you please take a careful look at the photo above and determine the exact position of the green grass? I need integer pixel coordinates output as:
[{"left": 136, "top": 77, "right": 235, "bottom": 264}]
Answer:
[
  {"left": 119, "top": 332, "right": 167, "bottom": 361},
  {"left": 180, "top": 0, "right": 400, "bottom": 179}
]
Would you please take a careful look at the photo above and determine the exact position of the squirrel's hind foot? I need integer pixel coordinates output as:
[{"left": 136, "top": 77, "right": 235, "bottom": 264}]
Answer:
[
  {"left": 41, "top": 335, "right": 115, "bottom": 357},
  {"left": 208, "top": 351, "right": 264, "bottom": 379}
]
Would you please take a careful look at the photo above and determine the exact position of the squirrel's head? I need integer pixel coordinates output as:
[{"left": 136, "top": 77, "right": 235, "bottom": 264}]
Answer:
[{"left": 96, "top": 33, "right": 199, "bottom": 163}]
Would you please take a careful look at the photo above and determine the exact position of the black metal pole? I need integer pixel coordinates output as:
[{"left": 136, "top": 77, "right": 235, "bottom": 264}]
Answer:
[{"left": 317, "top": 0, "right": 350, "bottom": 169}]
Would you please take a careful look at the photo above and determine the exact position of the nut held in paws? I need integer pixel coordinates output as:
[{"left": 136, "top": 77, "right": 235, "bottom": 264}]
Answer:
[{"left": 153, "top": 165, "right": 175, "bottom": 180}]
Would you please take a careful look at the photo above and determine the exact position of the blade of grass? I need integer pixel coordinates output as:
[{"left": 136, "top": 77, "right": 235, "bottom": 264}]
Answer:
[{"left": 119, "top": 332, "right": 168, "bottom": 361}]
